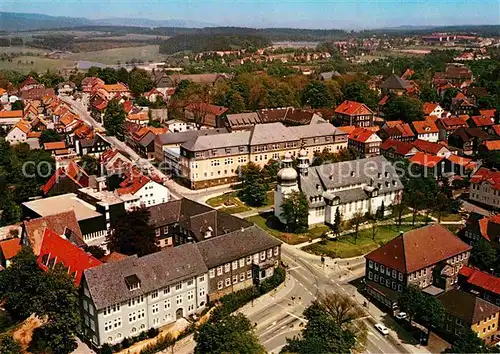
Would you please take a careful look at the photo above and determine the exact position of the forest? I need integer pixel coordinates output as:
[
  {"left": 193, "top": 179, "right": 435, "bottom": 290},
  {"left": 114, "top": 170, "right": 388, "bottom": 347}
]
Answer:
[{"left": 158, "top": 34, "right": 271, "bottom": 54}]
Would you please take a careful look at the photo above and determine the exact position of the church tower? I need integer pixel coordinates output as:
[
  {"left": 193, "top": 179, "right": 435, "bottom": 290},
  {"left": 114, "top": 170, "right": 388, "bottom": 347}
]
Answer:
[
  {"left": 297, "top": 148, "right": 309, "bottom": 176},
  {"left": 274, "top": 152, "right": 299, "bottom": 223}
]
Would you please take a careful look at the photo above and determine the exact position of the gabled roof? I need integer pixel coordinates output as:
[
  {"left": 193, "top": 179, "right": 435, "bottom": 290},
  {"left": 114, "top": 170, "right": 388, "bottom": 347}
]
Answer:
[
  {"left": 469, "top": 115, "right": 494, "bottom": 127},
  {"left": 0, "top": 238, "right": 21, "bottom": 261},
  {"left": 479, "top": 109, "right": 496, "bottom": 121},
  {"left": 482, "top": 140, "right": 500, "bottom": 151},
  {"left": 348, "top": 127, "right": 380, "bottom": 143},
  {"left": 380, "top": 139, "right": 417, "bottom": 156},
  {"left": 411, "top": 120, "right": 439, "bottom": 135},
  {"left": 19, "top": 76, "right": 40, "bottom": 88},
  {"left": 446, "top": 154, "right": 476, "bottom": 169},
  {"left": 366, "top": 224, "right": 471, "bottom": 273},
  {"left": 43, "top": 141, "right": 66, "bottom": 151},
  {"left": 0, "top": 110, "right": 23, "bottom": 119},
  {"left": 23, "top": 210, "right": 83, "bottom": 255},
  {"left": 380, "top": 74, "right": 410, "bottom": 90},
  {"left": 116, "top": 175, "right": 151, "bottom": 196},
  {"left": 334, "top": 100, "right": 374, "bottom": 116},
  {"left": 460, "top": 265, "right": 500, "bottom": 296},
  {"left": 41, "top": 161, "right": 89, "bottom": 195},
  {"left": 423, "top": 102, "right": 441, "bottom": 116},
  {"left": 437, "top": 289, "right": 499, "bottom": 325},
  {"left": 37, "top": 228, "right": 101, "bottom": 286},
  {"left": 470, "top": 167, "right": 500, "bottom": 191},
  {"left": 412, "top": 139, "right": 449, "bottom": 155},
  {"left": 438, "top": 116, "right": 469, "bottom": 130},
  {"left": 10, "top": 120, "right": 31, "bottom": 134}
]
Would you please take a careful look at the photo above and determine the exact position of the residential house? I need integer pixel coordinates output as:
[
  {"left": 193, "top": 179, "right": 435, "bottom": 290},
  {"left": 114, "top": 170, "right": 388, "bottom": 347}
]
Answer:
[
  {"left": 467, "top": 115, "right": 495, "bottom": 131},
  {"left": 347, "top": 127, "right": 382, "bottom": 158},
  {"left": 434, "top": 64, "right": 473, "bottom": 85},
  {"left": 436, "top": 116, "right": 469, "bottom": 141},
  {"left": 364, "top": 224, "right": 472, "bottom": 309},
  {"left": 423, "top": 102, "right": 445, "bottom": 117},
  {"left": 380, "top": 139, "right": 419, "bottom": 160},
  {"left": 479, "top": 109, "right": 497, "bottom": 124},
  {"left": 334, "top": 100, "right": 375, "bottom": 127},
  {"left": 81, "top": 243, "right": 208, "bottom": 348},
  {"left": 165, "top": 119, "right": 196, "bottom": 133},
  {"left": 448, "top": 127, "right": 491, "bottom": 155},
  {"left": 180, "top": 122, "right": 348, "bottom": 189},
  {"left": 460, "top": 265, "right": 500, "bottom": 307},
  {"left": 38, "top": 228, "right": 102, "bottom": 285},
  {"left": 126, "top": 126, "right": 168, "bottom": 161},
  {"left": 379, "top": 121, "right": 415, "bottom": 143},
  {"left": 41, "top": 161, "right": 90, "bottom": 196},
  {"left": 411, "top": 120, "right": 439, "bottom": 142},
  {"left": 57, "top": 81, "right": 76, "bottom": 96},
  {"left": 452, "top": 98, "right": 477, "bottom": 116},
  {"left": 0, "top": 238, "right": 21, "bottom": 269},
  {"left": 462, "top": 213, "right": 500, "bottom": 245},
  {"left": 275, "top": 154, "right": 403, "bottom": 225},
  {"left": 6, "top": 120, "right": 31, "bottom": 145},
  {"left": 75, "top": 133, "right": 111, "bottom": 158},
  {"left": 143, "top": 88, "right": 164, "bottom": 103},
  {"left": 469, "top": 167, "right": 500, "bottom": 210},
  {"left": 412, "top": 139, "right": 451, "bottom": 157},
  {"left": 409, "top": 152, "right": 445, "bottom": 178},
  {"left": 115, "top": 175, "right": 169, "bottom": 208},
  {"left": 379, "top": 74, "right": 411, "bottom": 96},
  {"left": 437, "top": 289, "right": 499, "bottom": 344},
  {"left": 184, "top": 103, "right": 228, "bottom": 128},
  {"left": 82, "top": 77, "right": 105, "bottom": 94},
  {"left": 19, "top": 76, "right": 44, "bottom": 91},
  {"left": 444, "top": 154, "right": 477, "bottom": 176},
  {"left": 127, "top": 109, "right": 149, "bottom": 126},
  {"left": 0, "top": 110, "right": 23, "bottom": 128},
  {"left": 147, "top": 198, "right": 252, "bottom": 248},
  {"left": 479, "top": 140, "right": 500, "bottom": 155},
  {"left": 197, "top": 226, "right": 281, "bottom": 301}
]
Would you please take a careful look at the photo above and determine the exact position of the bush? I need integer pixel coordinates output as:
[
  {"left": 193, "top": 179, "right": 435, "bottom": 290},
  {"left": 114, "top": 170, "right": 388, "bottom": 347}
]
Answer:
[
  {"left": 137, "top": 331, "right": 148, "bottom": 341},
  {"left": 147, "top": 327, "right": 159, "bottom": 339},
  {"left": 100, "top": 343, "right": 113, "bottom": 354},
  {"left": 121, "top": 337, "right": 131, "bottom": 349}
]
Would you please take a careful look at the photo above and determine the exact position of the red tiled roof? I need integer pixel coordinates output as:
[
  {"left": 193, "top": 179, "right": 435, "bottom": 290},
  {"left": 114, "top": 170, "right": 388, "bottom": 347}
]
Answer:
[
  {"left": 469, "top": 115, "right": 494, "bottom": 127},
  {"left": 19, "top": 76, "right": 40, "bottom": 88},
  {"left": 409, "top": 152, "right": 444, "bottom": 168},
  {"left": 337, "top": 126, "right": 356, "bottom": 134},
  {"left": 122, "top": 100, "right": 134, "bottom": 114},
  {"left": 482, "top": 140, "right": 500, "bottom": 151},
  {"left": 380, "top": 139, "right": 416, "bottom": 156},
  {"left": 116, "top": 175, "right": 150, "bottom": 196},
  {"left": 413, "top": 139, "right": 448, "bottom": 155},
  {"left": 412, "top": 120, "right": 439, "bottom": 134},
  {"left": 348, "top": 127, "right": 377, "bottom": 143},
  {"left": 470, "top": 167, "right": 500, "bottom": 191},
  {"left": 366, "top": 224, "right": 471, "bottom": 273},
  {"left": 0, "top": 110, "right": 23, "bottom": 119},
  {"left": 385, "top": 120, "right": 404, "bottom": 128},
  {"left": 11, "top": 120, "right": 31, "bottom": 134},
  {"left": 396, "top": 123, "right": 415, "bottom": 138},
  {"left": 335, "top": 100, "right": 374, "bottom": 116},
  {"left": 455, "top": 91, "right": 466, "bottom": 100},
  {"left": 0, "top": 238, "right": 21, "bottom": 260},
  {"left": 460, "top": 266, "right": 500, "bottom": 296},
  {"left": 43, "top": 141, "right": 66, "bottom": 151},
  {"left": 446, "top": 154, "right": 476, "bottom": 169},
  {"left": 186, "top": 102, "right": 229, "bottom": 117},
  {"left": 37, "top": 228, "right": 101, "bottom": 285},
  {"left": 41, "top": 161, "right": 89, "bottom": 195},
  {"left": 479, "top": 109, "right": 496, "bottom": 121},
  {"left": 101, "top": 252, "right": 128, "bottom": 263},
  {"left": 439, "top": 116, "right": 469, "bottom": 130},
  {"left": 423, "top": 102, "right": 440, "bottom": 116},
  {"left": 378, "top": 95, "right": 388, "bottom": 106}
]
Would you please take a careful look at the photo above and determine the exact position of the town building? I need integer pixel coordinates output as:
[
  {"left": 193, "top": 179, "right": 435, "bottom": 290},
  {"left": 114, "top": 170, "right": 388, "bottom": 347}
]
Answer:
[
  {"left": 0, "top": 110, "right": 23, "bottom": 128},
  {"left": 334, "top": 100, "right": 375, "bottom": 127},
  {"left": 412, "top": 139, "right": 451, "bottom": 157},
  {"left": 411, "top": 120, "right": 439, "bottom": 142},
  {"left": 448, "top": 127, "right": 491, "bottom": 155},
  {"left": 467, "top": 115, "right": 495, "bottom": 131},
  {"left": 462, "top": 213, "right": 500, "bottom": 245},
  {"left": 436, "top": 116, "right": 469, "bottom": 141},
  {"left": 423, "top": 102, "right": 445, "bottom": 117},
  {"left": 179, "top": 122, "right": 348, "bottom": 189},
  {"left": 409, "top": 152, "right": 445, "bottom": 178},
  {"left": 275, "top": 153, "right": 403, "bottom": 225},
  {"left": 41, "top": 161, "right": 90, "bottom": 196},
  {"left": 6, "top": 120, "right": 31, "bottom": 145},
  {"left": 379, "top": 121, "right": 415, "bottom": 143},
  {"left": 469, "top": 167, "right": 500, "bottom": 210},
  {"left": 347, "top": 127, "right": 382, "bottom": 158},
  {"left": 460, "top": 266, "right": 500, "bottom": 307},
  {"left": 364, "top": 224, "right": 471, "bottom": 309},
  {"left": 437, "top": 289, "right": 499, "bottom": 344},
  {"left": 380, "top": 139, "right": 419, "bottom": 160}
]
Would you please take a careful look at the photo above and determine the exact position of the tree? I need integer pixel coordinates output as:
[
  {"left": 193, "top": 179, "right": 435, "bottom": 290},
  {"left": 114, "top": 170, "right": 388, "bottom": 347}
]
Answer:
[
  {"left": 376, "top": 201, "right": 385, "bottom": 220},
  {"left": 398, "top": 285, "right": 424, "bottom": 323},
  {"left": 300, "top": 81, "right": 334, "bottom": 108},
  {"left": 129, "top": 68, "right": 154, "bottom": 95},
  {"left": 419, "top": 85, "right": 439, "bottom": 103},
  {"left": 369, "top": 213, "right": 378, "bottom": 241},
  {"left": 11, "top": 100, "right": 24, "bottom": 111},
  {"left": 262, "top": 159, "right": 280, "bottom": 182},
  {"left": 0, "top": 335, "right": 22, "bottom": 354},
  {"left": 280, "top": 190, "right": 309, "bottom": 233},
  {"left": 103, "top": 99, "right": 126, "bottom": 138},
  {"left": 383, "top": 95, "right": 424, "bottom": 123},
  {"left": 342, "top": 80, "right": 379, "bottom": 109},
  {"left": 433, "top": 192, "right": 449, "bottom": 223},
  {"left": 470, "top": 238, "right": 497, "bottom": 272},
  {"left": 350, "top": 212, "right": 364, "bottom": 244},
  {"left": 392, "top": 198, "right": 407, "bottom": 227},
  {"left": 398, "top": 285, "right": 444, "bottom": 332},
  {"left": 107, "top": 207, "right": 159, "bottom": 256},
  {"left": 79, "top": 154, "right": 99, "bottom": 176},
  {"left": 444, "top": 327, "right": 491, "bottom": 353},
  {"left": 441, "top": 88, "right": 460, "bottom": 111},
  {"left": 239, "top": 162, "right": 268, "bottom": 207},
  {"left": 39, "top": 129, "right": 62, "bottom": 144},
  {"left": 282, "top": 298, "right": 360, "bottom": 354},
  {"left": 332, "top": 207, "right": 343, "bottom": 238},
  {"left": 194, "top": 313, "right": 265, "bottom": 354},
  {"left": 85, "top": 245, "right": 106, "bottom": 259}
]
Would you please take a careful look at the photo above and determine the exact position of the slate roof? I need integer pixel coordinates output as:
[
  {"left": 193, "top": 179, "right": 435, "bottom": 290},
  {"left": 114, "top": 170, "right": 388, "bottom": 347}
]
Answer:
[
  {"left": 156, "top": 128, "right": 228, "bottom": 146},
  {"left": 437, "top": 289, "right": 500, "bottom": 325},
  {"left": 380, "top": 74, "right": 411, "bottom": 90},
  {"left": 84, "top": 243, "right": 208, "bottom": 310},
  {"left": 196, "top": 225, "right": 281, "bottom": 269},
  {"left": 182, "top": 131, "right": 251, "bottom": 151},
  {"left": 226, "top": 112, "right": 261, "bottom": 129},
  {"left": 299, "top": 155, "right": 402, "bottom": 207},
  {"left": 365, "top": 224, "right": 471, "bottom": 273}
]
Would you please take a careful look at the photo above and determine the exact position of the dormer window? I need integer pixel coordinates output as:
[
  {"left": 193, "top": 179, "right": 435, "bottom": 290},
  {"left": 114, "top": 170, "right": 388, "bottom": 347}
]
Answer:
[
  {"left": 351, "top": 171, "right": 355, "bottom": 177},
  {"left": 384, "top": 171, "right": 389, "bottom": 178},
  {"left": 125, "top": 274, "right": 141, "bottom": 291}
]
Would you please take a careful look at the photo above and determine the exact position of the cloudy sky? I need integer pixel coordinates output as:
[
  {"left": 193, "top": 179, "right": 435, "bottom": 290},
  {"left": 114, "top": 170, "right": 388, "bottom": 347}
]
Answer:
[{"left": 1, "top": 0, "right": 499, "bottom": 29}]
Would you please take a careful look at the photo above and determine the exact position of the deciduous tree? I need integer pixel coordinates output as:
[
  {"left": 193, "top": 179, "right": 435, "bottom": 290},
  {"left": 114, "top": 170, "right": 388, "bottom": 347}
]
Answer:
[
  {"left": 239, "top": 162, "right": 268, "bottom": 207},
  {"left": 39, "top": 129, "right": 62, "bottom": 144},
  {"left": 280, "top": 190, "right": 309, "bottom": 233},
  {"left": 471, "top": 238, "right": 497, "bottom": 272},
  {"left": 103, "top": 99, "right": 126, "bottom": 139}
]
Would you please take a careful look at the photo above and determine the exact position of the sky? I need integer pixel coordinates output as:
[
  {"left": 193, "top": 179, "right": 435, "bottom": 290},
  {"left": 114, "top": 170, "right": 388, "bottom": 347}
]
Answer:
[{"left": 1, "top": 0, "right": 499, "bottom": 29}]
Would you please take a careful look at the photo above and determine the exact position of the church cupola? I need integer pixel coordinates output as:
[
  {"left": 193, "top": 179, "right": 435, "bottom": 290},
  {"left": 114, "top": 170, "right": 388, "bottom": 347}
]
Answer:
[{"left": 297, "top": 149, "right": 309, "bottom": 176}]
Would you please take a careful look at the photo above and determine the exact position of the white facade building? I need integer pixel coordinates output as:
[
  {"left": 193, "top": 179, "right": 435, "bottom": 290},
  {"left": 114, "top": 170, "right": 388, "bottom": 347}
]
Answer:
[{"left": 275, "top": 152, "right": 404, "bottom": 226}]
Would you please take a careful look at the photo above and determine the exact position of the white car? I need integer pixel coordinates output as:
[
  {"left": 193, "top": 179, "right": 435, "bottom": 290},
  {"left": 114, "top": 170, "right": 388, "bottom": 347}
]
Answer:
[
  {"left": 395, "top": 312, "right": 407, "bottom": 320},
  {"left": 375, "top": 323, "right": 390, "bottom": 335}
]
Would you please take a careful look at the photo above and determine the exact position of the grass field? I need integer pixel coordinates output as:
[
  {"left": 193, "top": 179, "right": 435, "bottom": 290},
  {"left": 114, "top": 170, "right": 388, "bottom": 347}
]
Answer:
[
  {"left": 65, "top": 45, "right": 164, "bottom": 65},
  {"left": 0, "top": 55, "right": 74, "bottom": 73},
  {"left": 206, "top": 190, "right": 274, "bottom": 215},
  {"left": 246, "top": 212, "right": 329, "bottom": 245},
  {"left": 302, "top": 224, "right": 421, "bottom": 259}
]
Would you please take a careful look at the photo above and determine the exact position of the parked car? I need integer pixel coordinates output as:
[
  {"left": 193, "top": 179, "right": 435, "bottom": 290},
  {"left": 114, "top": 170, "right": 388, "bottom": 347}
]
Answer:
[
  {"left": 375, "top": 323, "right": 390, "bottom": 335},
  {"left": 395, "top": 312, "right": 407, "bottom": 320}
]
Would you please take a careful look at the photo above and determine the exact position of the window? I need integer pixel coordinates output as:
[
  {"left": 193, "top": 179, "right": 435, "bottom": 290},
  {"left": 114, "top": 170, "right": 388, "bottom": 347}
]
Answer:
[
  {"left": 225, "top": 264, "right": 230, "bottom": 273},
  {"left": 138, "top": 309, "right": 145, "bottom": 319},
  {"left": 240, "top": 273, "right": 246, "bottom": 281},
  {"left": 239, "top": 258, "right": 245, "bottom": 267},
  {"left": 175, "top": 283, "right": 182, "bottom": 291},
  {"left": 246, "top": 256, "right": 252, "bottom": 265},
  {"left": 247, "top": 270, "right": 252, "bottom": 279},
  {"left": 368, "top": 271, "right": 373, "bottom": 280},
  {"left": 188, "top": 304, "right": 194, "bottom": 312},
  {"left": 198, "top": 276, "right": 205, "bottom": 283},
  {"left": 163, "top": 226, "right": 168, "bottom": 234},
  {"left": 374, "top": 263, "right": 379, "bottom": 271},
  {"left": 163, "top": 286, "right": 170, "bottom": 295},
  {"left": 151, "top": 290, "right": 158, "bottom": 299},
  {"left": 217, "top": 266, "right": 223, "bottom": 276},
  {"left": 217, "top": 281, "right": 223, "bottom": 290},
  {"left": 187, "top": 278, "right": 194, "bottom": 287},
  {"left": 105, "top": 320, "right": 113, "bottom": 332},
  {"left": 380, "top": 265, "right": 385, "bottom": 272},
  {"left": 260, "top": 251, "right": 266, "bottom": 261},
  {"left": 176, "top": 295, "right": 183, "bottom": 305},
  {"left": 129, "top": 312, "right": 136, "bottom": 323},
  {"left": 368, "top": 260, "right": 373, "bottom": 269},
  {"left": 374, "top": 274, "right": 379, "bottom": 281},
  {"left": 232, "top": 261, "right": 238, "bottom": 270},
  {"left": 199, "top": 288, "right": 206, "bottom": 298},
  {"left": 253, "top": 254, "right": 259, "bottom": 264},
  {"left": 152, "top": 304, "right": 159, "bottom": 314},
  {"left": 233, "top": 275, "right": 238, "bottom": 284},
  {"left": 274, "top": 246, "right": 279, "bottom": 256},
  {"left": 155, "top": 229, "right": 160, "bottom": 237},
  {"left": 225, "top": 278, "right": 231, "bottom": 287},
  {"left": 392, "top": 270, "right": 397, "bottom": 279},
  {"left": 267, "top": 249, "right": 272, "bottom": 258},
  {"left": 398, "top": 272, "right": 403, "bottom": 281},
  {"left": 164, "top": 299, "right": 171, "bottom": 310},
  {"left": 187, "top": 290, "right": 194, "bottom": 301},
  {"left": 209, "top": 269, "right": 215, "bottom": 278}
]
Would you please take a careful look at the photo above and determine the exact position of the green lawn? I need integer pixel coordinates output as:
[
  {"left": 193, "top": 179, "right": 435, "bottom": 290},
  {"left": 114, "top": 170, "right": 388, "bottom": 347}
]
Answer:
[
  {"left": 206, "top": 190, "right": 274, "bottom": 215},
  {"left": 65, "top": 45, "right": 163, "bottom": 65},
  {"left": 0, "top": 55, "right": 74, "bottom": 73},
  {"left": 402, "top": 214, "right": 432, "bottom": 223},
  {"left": 302, "top": 224, "right": 420, "bottom": 259},
  {"left": 430, "top": 212, "right": 463, "bottom": 222},
  {"left": 246, "top": 212, "right": 329, "bottom": 245}
]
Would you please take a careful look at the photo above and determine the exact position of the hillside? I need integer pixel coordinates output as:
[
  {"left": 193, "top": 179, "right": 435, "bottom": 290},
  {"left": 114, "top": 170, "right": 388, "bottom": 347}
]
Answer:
[
  {"left": 0, "top": 12, "right": 91, "bottom": 31},
  {"left": 158, "top": 34, "right": 271, "bottom": 54}
]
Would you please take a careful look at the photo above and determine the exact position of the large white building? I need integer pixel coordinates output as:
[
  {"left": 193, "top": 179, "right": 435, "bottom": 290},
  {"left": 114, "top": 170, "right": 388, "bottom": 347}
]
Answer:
[{"left": 275, "top": 152, "right": 404, "bottom": 225}]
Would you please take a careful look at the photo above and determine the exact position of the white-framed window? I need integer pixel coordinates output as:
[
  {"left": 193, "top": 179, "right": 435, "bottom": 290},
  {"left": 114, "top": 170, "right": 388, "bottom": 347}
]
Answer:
[
  {"left": 267, "top": 249, "right": 272, "bottom": 258},
  {"left": 155, "top": 229, "right": 160, "bottom": 237},
  {"left": 217, "top": 281, "right": 223, "bottom": 290},
  {"left": 151, "top": 290, "right": 158, "bottom": 299},
  {"left": 253, "top": 254, "right": 259, "bottom": 264},
  {"left": 368, "top": 260, "right": 373, "bottom": 269},
  {"left": 368, "top": 271, "right": 373, "bottom": 280},
  {"left": 232, "top": 261, "right": 238, "bottom": 270},
  {"left": 163, "top": 286, "right": 170, "bottom": 295},
  {"left": 176, "top": 295, "right": 183, "bottom": 305},
  {"left": 274, "top": 246, "right": 279, "bottom": 256},
  {"left": 233, "top": 275, "right": 238, "bottom": 284},
  {"left": 225, "top": 264, "right": 230, "bottom": 273},
  {"left": 138, "top": 309, "right": 145, "bottom": 319},
  {"left": 374, "top": 274, "right": 379, "bottom": 282},
  {"left": 225, "top": 278, "right": 231, "bottom": 287},
  {"left": 152, "top": 303, "right": 159, "bottom": 314},
  {"left": 187, "top": 278, "right": 194, "bottom": 287},
  {"left": 247, "top": 270, "right": 252, "bottom": 279},
  {"left": 374, "top": 263, "right": 379, "bottom": 271},
  {"left": 246, "top": 256, "right": 252, "bottom": 265},
  {"left": 199, "top": 288, "right": 206, "bottom": 298},
  {"left": 187, "top": 290, "right": 194, "bottom": 301},
  {"left": 175, "top": 283, "right": 182, "bottom": 291},
  {"left": 240, "top": 273, "right": 246, "bottom": 281},
  {"left": 239, "top": 258, "right": 245, "bottom": 267},
  {"left": 260, "top": 251, "right": 266, "bottom": 261},
  {"left": 217, "top": 266, "right": 223, "bottom": 276},
  {"left": 380, "top": 265, "right": 385, "bottom": 272},
  {"left": 104, "top": 320, "right": 113, "bottom": 332},
  {"left": 209, "top": 269, "right": 215, "bottom": 278},
  {"left": 188, "top": 304, "right": 194, "bottom": 312},
  {"left": 198, "top": 276, "right": 205, "bottom": 283},
  {"left": 398, "top": 272, "right": 403, "bottom": 281},
  {"left": 164, "top": 299, "right": 171, "bottom": 309}
]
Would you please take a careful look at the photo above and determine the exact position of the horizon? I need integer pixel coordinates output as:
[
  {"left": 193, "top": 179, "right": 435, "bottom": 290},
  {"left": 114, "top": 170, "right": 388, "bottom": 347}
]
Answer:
[{"left": 1, "top": 0, "right": 499, "bottom": 30}]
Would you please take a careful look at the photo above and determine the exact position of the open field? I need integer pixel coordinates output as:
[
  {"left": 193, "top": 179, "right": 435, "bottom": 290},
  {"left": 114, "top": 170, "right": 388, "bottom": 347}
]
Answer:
[
  {"left": 0, "top": 46, "right": 48, "bottom": 55},
  {"left": 64, "top": 45, "right": 164, "bottom": 65},
  {"left": 0, "top": 55, "right": 74, "bottom": 73}
]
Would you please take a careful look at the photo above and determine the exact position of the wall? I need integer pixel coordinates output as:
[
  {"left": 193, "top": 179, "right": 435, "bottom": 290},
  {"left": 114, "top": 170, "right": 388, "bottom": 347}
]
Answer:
[{"left": 470, "top": 182, "right": 500, "bottom": 209}]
